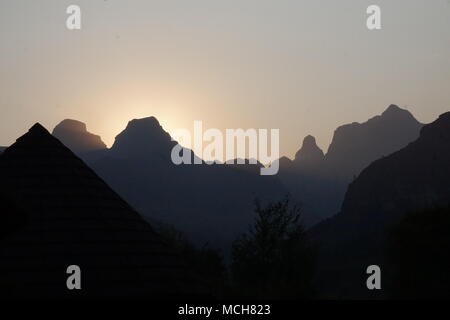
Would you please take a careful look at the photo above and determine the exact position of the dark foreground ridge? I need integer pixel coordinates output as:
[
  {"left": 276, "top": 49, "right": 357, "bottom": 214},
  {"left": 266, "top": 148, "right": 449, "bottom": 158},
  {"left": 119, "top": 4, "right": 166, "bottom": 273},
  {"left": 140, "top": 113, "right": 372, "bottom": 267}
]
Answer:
[{"left": 0, "top": 123, "right": 206, "bottom": 298}]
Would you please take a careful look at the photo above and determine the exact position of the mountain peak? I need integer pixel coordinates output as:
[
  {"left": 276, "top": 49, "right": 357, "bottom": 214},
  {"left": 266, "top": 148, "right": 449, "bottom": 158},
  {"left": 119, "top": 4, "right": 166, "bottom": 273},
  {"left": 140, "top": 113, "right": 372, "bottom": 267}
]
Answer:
[
  {"left": 52, "top": 119, "right": 106, "bottom": 154},
  {"left": 340, "top": 111, "right": 450, "bottom": 221},
  {"left": 294, "top": 135, "right": 324, "bottom": 164},
  {"left": 54, "top": 119, "right": 87, "bottom": 132},
  {"left": 4, "top": 123, "right": 75, "bottom": 156},
  {"left": 302, "top": 135, "right": 318, "bottom": 148},
  {"left": 28, "top": 123, "right": 49, "bottom": 135},
  {"left": 15, "top": 123, "right": 52, "bottom": 144},
  {"left": 127, "top": 116, "right": 160, "bottom": 128},
  {"left": 380, "top": 104, "right": 415, "bottom": 121},
  {"left": 117, "top": 117, "right": 165, "bottom": 137},
  {"left": 325, "top": 105, "right": 423, "bottom": 178},
  {"left": 383, "top": 104, "right": 401, "bottom": 113},
  {"left": 420, "top": 111, "right": 450, "bottom": 141},
  {"left": 110, "top": 116, "right": 175, "bottom": 158}
]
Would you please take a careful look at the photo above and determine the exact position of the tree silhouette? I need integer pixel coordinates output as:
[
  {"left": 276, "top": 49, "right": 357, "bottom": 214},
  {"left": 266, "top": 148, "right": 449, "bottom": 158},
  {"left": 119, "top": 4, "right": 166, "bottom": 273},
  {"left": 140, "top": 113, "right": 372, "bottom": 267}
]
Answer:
[{"left": 231, "top": 197, "right": 316, "bottom": 299}]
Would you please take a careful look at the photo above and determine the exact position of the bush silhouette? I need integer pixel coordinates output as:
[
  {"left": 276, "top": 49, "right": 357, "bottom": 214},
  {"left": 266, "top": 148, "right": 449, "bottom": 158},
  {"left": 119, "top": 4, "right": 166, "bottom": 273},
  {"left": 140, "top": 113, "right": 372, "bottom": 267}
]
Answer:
[{"left": 231, "top": 197, "right": 316, "bottom": 299}]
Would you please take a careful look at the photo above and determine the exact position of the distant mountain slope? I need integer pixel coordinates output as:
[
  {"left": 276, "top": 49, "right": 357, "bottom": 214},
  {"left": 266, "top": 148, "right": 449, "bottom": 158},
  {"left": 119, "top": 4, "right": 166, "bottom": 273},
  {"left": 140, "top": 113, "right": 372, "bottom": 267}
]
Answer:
[
  {"left": 52, "top": 119, "right": 107, "bottom": 154},
  {"left": 278, "top": 105, "right": 423, "bottom": 225},
  {"left": 311, "top": 111, "right": 450, "bottom": 298}
]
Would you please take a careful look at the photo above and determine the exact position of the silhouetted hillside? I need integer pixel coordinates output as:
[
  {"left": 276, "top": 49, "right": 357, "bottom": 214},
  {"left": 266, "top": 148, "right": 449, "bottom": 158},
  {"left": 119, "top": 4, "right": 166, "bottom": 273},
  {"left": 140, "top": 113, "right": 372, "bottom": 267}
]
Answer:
[
  {"left": 278, "top": 105, "right": 423, "bottom": 226},
  {"left": 0, "top": 124, "right": 206, "bottom": 298},
  {"left": 310, "top": 111, "right": 450, "bottom": 298}
]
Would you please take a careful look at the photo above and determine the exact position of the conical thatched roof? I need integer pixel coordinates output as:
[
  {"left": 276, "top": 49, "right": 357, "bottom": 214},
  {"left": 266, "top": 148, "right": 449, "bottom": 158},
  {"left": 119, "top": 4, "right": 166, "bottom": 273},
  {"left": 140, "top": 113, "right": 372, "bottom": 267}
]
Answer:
[{"left": 0, "top": 123, "right": 204, "bottom": 298}]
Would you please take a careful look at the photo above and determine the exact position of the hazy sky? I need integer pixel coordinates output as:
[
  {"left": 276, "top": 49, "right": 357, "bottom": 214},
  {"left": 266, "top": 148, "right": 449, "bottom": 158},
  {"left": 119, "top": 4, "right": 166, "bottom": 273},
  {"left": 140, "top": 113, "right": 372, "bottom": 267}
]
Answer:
[{"left": 1, "top": 0, "right": 449, "bottom": 158}]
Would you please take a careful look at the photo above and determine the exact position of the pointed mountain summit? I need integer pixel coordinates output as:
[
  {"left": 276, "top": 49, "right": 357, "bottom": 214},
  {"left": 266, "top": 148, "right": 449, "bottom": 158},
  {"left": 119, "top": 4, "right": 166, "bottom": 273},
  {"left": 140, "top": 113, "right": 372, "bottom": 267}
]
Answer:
[
  {"left": 294, "top": 135, "right": 324, "bottom": 165},
  {"left": 52, "top": 119, "right": 106, "bottom": 154},
  {"left": 0, "top": 123, "right": 204, "bottom": 298}
]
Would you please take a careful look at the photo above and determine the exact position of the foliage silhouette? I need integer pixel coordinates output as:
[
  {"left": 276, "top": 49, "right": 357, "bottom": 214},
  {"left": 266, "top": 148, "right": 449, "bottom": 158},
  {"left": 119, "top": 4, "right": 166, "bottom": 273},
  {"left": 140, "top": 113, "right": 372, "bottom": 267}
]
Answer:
[{"left": 231, "top": 197, "right": 316, "bottom": 299}]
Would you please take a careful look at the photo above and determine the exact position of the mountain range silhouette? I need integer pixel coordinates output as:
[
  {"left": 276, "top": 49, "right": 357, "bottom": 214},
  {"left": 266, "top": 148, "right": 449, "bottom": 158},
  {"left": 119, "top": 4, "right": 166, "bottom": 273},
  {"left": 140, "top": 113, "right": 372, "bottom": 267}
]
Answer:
[
  {"left": 45, "top": 105, "right": 428, "bottom": 247},
  {"left": 1, "top": 104, "right": 449, "bottom": 299}
]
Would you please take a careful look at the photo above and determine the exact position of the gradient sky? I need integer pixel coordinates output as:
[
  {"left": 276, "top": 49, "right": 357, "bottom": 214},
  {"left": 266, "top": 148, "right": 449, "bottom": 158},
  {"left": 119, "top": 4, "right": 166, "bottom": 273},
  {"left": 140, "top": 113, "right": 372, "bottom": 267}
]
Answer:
[{"left": 1, "top": 0, "right": 449, "bottom": 159}]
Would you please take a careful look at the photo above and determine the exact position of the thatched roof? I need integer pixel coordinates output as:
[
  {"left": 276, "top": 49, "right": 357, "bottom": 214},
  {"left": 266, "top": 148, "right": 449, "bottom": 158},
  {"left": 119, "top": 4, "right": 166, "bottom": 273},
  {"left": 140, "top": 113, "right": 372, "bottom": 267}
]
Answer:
[{"left": 0, "top": 123, "right": 204, "bottom": 298}]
